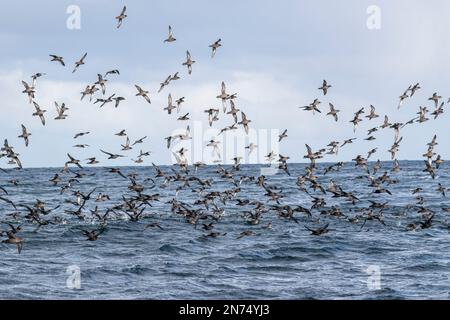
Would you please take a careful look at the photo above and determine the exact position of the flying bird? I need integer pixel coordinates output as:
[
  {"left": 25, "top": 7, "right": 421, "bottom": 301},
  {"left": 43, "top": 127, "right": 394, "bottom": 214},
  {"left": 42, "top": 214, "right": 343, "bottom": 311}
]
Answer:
[
  {"left": 245, "top": 143, "right": 258, "bottom": 155},
  {"left": 209, "top": 39, "right": 222, "bottom": 58},
  {"left": 217, "top": 81, "right": 230, "bottom": 113},
  {"left": 32, "top": 101, "right": 46, "bottom": 126},
  {"left": 104, "top": 69, "right": 120, "bottom": 78},
  {"left": 95, "top": 74, "right": 108, "bottom": 95},
  {"left": 182, "top": 51, "right": 195, "bottom": 75},
  {"left": 278, "top": 129, "right": 288, "bottom": 142},
  {"left": 74, "top": 132, "right": 90, "bottom": 139},
  {"left": 72, "top": 52, "right": 87, "bottom": 73},
  {"left": 318, "top": 80, "right": 332, "bottom": 95},
  {"left": 31, "top": 72, "right": 46, "bottom": 87},
  {"left": 115, "top": 6, "right": 127, "bottom": 28},
  {"left": 21, "top": 80, "right": 35, "bottom": 103},
  {"left": 113, "top": 96, "right": 126, "bottom": 108},
  {"left": 101, "top": 150, "right": 125, "bottom": 160},
  {"left": 65, "top": 154, "right": 83, "bottom": 169},
  {"left": 164, "top": 94, "right": 176, "bottom": 114},
  {"left": 135, "top": 85, "right": 151, "bottom": 103},
  {"left": 49, "top": 54, "right": 65, "bottom": 66},
  {"left": 238, "top": 112, "right": 251, "bottom": 134},
  {"left": 18, "top": 125, "right": 31, "bottom": 147},
  {"left": 327, "top": 103, "right": 340, "bottom": 121},
  {"left": 54, "top": 102, "right": 69, "bottom": 120},
  {"left": 164, "top": 25, "right": 176, "bottom": 43}
]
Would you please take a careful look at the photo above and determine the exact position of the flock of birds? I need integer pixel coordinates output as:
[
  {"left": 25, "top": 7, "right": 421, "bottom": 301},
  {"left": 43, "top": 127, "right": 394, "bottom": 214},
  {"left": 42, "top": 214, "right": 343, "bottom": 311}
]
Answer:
[{"left": 0, "top": 6, "right": 449, "bottom": 254}]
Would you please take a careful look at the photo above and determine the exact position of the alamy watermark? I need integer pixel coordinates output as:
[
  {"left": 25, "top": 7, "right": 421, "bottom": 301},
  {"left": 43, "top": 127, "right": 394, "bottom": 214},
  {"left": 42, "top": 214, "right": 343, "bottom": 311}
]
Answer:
[
  {"left": 168, "top": 121, "right": 280, "bottom": 170},
  {"left": 66, "top": 265, "right": 81, "bottom": 289},
  {"left": 66, "top": 5, "right": 81, "bottom": 30},
  {"left": 366, "top": 265, "right": 381, "bottom": 290},
  {"left": 366, "top": 5, "right": 381, "bottom": 30}
]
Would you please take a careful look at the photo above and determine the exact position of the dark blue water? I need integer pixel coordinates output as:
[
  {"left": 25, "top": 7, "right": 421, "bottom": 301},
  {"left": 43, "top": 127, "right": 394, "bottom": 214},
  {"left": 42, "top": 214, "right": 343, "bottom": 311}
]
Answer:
[{"left": 0, "top": 161, "right": 449, "bottom": 299}]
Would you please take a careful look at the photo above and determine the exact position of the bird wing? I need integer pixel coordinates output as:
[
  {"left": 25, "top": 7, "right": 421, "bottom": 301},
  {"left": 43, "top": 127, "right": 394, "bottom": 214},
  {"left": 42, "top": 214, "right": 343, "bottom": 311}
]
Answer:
[
  {"left": 305, "top": 144, "right": 312, "bottom": 155},
  {"left": 100, "top": 150, "right": 113, "bottom": 156},
  {"left": 221, "top": 81, "right": 226, "bottom": 94}
]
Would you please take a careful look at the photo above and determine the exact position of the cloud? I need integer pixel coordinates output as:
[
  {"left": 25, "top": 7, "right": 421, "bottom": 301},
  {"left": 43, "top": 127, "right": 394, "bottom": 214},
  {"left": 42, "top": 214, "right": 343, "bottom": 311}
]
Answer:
[
  {"left": 1, "top": 61, "right": 449, "bottom": 169},
  {"left": 1, "top": 0, "right": 450, "bottom": 167},
  {"left": 0, "top": 68, "right": 315, "bottom": 167}
]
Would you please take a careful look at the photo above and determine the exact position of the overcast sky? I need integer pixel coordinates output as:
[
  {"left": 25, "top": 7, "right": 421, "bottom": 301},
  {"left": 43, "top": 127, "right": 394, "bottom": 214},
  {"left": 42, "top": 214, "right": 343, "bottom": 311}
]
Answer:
[{"left": 0, "top": 0, "right": 449, "bottom": 168}]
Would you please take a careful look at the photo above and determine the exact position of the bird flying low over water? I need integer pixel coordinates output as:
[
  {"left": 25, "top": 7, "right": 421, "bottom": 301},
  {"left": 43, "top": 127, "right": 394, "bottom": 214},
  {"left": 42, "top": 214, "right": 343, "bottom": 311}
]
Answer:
[
  {"left": 1, "top": 5, "right": 450, "bottom": 269},
  {"left": 31, "top": 72, "right": 45, "bottom": 87},
  {"left": 398, "top": 86, "right": 410, "bottom": 109}
]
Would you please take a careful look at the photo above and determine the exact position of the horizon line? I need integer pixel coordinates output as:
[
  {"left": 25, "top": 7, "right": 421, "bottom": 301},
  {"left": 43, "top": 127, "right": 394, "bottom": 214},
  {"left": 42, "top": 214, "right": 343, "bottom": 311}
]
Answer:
[{"left": 0, "top": 159, "right": 443, "bottom": 171}]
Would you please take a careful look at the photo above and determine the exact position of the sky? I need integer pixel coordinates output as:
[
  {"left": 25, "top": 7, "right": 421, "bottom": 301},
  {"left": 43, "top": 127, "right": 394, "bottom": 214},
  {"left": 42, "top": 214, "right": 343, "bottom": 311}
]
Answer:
[{"left": 0, "top": 0, "right": 449, "bottom": 168}]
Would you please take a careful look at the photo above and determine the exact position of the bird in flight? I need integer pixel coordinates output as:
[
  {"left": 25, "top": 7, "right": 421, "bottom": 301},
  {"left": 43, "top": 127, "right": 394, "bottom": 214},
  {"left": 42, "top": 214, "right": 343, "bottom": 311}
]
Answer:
[
  {"left": 18, "top": 125, "right": 31, "bottom": 147},
  {"left": 54, "top": 102, "right": 69, "bottom": 120},
  {"left": 72, "top": 52, "right": 87, "bottom": 73},
  {"left": 318, "top": 80, "right": 332, "bottom": 95},
  {"left": 74, "top": 132, "right": 90, "bottom": 139},
  {"left": 278, "top": 129, "right": 288, "bottom": 142},
  {"left": 164, "top": 94, "right": 176, "bottom": 114},
  {"left": 101, "top": 150, "right": 125, "bottom": 160},
  {"left": 209, "top": 39, "right": 222, "bottom": 58},
  {"left": 305, "top": 223, "right": 330, "bottom": 236},
  {"left": 164, "top": 25, "right": 176, "bottom": 43},
  {"left": 301, "top": 99, "right": 321, "bottom": 114},
  {"left": 245, "top": 143, "right": 258, "bottom": 155},
  {"left": 81, "top": 228, "right": 106, "bottom": 241},
  {"left": 327, "top": 103, "right": 340, "bottom": 121},
  {"left": 238, "top": 112, "right": 251, "bottom": 134},
  {"left": 182, "top": 51, "right": 195, "bottom": 75},
  {"left": 32, "top": 102, "right": 46, "bottom": 126},
  {"left": 115, "top": 6, "right": 127, "bottom": 29},
  {"left": 217, "top": 81, "right": 231, "bottom": 113},
  {"left": 49, "top": 54, "right": 65, "bottom": 66},
  {"left": 104, "top": 69, "right": 120, "bottom": 78},
  {"left": 2, "top": 231, "right": 23, "bottom": 254},
  {"left": 135, "top": 85, "right": 151, "bottom": 104},
  {"left": 21, "top": 80, "right": 35, "bottom": 104}
]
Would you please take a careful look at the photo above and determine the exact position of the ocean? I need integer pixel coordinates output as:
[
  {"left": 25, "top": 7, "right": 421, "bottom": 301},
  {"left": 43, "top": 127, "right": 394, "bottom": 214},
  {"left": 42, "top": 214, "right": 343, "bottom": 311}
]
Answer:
[{"left": 0, "top": 161, "right": 449, "bottom": 299}]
